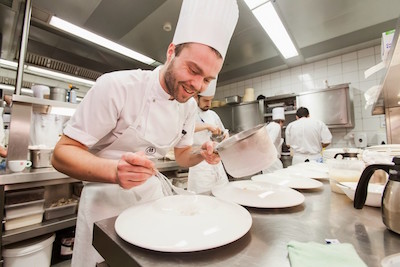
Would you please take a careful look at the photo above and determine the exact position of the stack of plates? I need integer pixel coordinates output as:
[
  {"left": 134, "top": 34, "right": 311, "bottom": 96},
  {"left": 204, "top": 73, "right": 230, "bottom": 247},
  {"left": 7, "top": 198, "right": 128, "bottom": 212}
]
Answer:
[{"left": 365, "top": 144, "right": 400, "bottom": 157}]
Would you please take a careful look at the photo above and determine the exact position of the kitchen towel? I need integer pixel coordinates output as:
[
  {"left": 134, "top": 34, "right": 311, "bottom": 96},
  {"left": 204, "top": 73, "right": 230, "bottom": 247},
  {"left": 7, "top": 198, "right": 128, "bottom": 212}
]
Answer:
[{"left": 287, "top": 240, "right": 367, "bottom": 267}]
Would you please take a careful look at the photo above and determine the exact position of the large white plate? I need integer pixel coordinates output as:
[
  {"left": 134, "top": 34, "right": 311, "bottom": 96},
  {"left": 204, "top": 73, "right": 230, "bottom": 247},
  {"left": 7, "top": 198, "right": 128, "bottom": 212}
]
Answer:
[
  {"left": 212, "top": 180, "right": 305, "bottom": 208},
  {"left": 251, "top": 172, "right": 323, "bottom": 189},
  {"left": 115, "top": 195, "right": 252, "bottom": 252},
  {"left": 276, "top": 165, "right": 329, "bottom": 180}
]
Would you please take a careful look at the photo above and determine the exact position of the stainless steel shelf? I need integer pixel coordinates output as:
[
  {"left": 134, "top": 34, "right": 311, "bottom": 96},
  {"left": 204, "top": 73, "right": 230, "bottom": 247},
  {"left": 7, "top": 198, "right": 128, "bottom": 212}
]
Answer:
[
  {"left": 12, "top": 95, "right": 78, "bottom": 108},
  {"left": 2, "top": 214, "right": 77, "bottom": 245},
  {"left": 264, "top": 110, "right": 296, "bottom": 117}
]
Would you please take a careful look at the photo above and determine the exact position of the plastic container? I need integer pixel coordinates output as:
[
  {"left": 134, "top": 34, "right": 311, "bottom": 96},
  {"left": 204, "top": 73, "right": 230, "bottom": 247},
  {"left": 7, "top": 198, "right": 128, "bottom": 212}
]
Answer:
[
  {"left": 2, "top": 233, "right": 55, "bottom": 267},
  {"left": 5, "top": 187, "right": 45, "bottom": 205},
  {"left": 4, "top": 210, "right": 44, "bottom": 231},
  {"left": 327, "top": 159, "right": 365, "bottom": 194},
  {"left": 52, "top": 227, "right": 76, "bottom": 264},
  {"left": 44, "top": 202, "right": 78, "bottom": 220},
  {"left": 5, "top": 199, "right": 45, "bottom": 217}
]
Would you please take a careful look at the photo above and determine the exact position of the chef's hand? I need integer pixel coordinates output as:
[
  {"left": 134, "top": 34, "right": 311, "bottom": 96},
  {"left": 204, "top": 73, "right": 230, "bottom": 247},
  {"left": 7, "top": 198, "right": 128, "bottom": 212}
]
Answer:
[
  {"left": 116, "top": 151, "right": 156, "bottom": 189},
  {"left": 200, "top": 140, "right": 221, "bottom": 165},
  {"left": 206, "top": 124, "right": 222, "bottom": 135}
]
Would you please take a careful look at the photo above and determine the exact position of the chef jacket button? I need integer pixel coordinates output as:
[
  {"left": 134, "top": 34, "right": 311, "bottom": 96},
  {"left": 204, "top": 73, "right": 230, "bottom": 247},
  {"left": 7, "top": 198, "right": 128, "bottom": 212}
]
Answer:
[{"left": 152, "top": 99, "right": 156, "bottom": 102}]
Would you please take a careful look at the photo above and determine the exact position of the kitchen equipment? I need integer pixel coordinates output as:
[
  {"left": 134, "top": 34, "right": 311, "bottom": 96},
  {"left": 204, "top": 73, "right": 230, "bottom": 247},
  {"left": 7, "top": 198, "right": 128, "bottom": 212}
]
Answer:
[
  {"left": 31, "top": 85, "right": 50, "bottom": 99},
  {"left": 251, "top": 172, "right": 323, "bottom": 190},
  {"left": 50, "top": 87, "right": 67, "bottom": 102},
  {"left": 29, "top": 148, "right": 53, "bottom": 168},
  {"left": 242, "top": 88, "right": 255, "bottom": 102},
  {"left": 225, "top": 95, "right": 241, "bottom": 104},
  {"left": 8, "top": 160, "right": 32, "bottom": 172},
  {"left": 207, "top": 124, "right": 276, "bottom": 178},
  {"left": 327, "top": 158, "right": 365, "bottom": 194},
  {"left": 333, "top": 152, "right": 360, "bottom": 160},
  {"left": 354, "top": 156, "right": 400, "bottom": 234}
]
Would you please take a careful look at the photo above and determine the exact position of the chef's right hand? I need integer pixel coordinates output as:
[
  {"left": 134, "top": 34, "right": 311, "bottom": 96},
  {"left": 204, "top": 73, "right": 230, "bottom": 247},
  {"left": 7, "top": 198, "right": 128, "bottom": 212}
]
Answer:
[
  {"left": 116, "top": 151, "right": 156, "bottom": 189},
  {"left": 207, "top": 124, "right": 221, "bottom": 135}
]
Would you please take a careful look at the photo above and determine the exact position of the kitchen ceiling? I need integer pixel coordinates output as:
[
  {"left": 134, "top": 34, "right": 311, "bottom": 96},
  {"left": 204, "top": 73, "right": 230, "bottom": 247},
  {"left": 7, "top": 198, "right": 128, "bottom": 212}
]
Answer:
[{"left": 1, "top": 0, "right": 400, "bottom": 86}]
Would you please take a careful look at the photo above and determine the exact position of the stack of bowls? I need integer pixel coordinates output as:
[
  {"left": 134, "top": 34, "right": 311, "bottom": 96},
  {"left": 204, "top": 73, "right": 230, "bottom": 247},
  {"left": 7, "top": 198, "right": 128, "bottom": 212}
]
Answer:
[{"left": 242, "top": 88, "right": 255, "bottom": 102}]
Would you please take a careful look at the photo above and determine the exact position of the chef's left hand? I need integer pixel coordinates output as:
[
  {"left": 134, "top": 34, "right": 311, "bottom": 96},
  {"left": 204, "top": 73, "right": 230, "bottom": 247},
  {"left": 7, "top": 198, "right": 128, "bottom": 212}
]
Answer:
[{"left": 200, "top": 140, "right": 220, "bottom": 165}]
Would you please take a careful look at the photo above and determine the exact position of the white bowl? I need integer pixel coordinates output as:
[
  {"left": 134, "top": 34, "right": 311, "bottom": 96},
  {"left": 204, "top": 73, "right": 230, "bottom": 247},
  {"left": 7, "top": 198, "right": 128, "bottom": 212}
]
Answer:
[{"left": 336, "top": 182, "right": 384, "bottom": 207}]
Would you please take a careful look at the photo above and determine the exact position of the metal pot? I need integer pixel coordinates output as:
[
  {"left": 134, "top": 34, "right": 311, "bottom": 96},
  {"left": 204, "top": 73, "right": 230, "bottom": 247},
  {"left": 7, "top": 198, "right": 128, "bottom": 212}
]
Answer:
[
  {"left": 215, "top": 124, "right": 277, "bottom": 178},
  {"left": 29, "top": 148, "right": 53, "bottom": 168},
  {"left": 50, "top": 87, "right": 67, "bottom": 102}
]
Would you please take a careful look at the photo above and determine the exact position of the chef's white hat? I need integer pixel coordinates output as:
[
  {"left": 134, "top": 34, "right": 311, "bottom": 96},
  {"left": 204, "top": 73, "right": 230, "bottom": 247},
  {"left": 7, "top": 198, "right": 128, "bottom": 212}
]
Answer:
[
  {"left": 272, "top": 107, "right": 285, "bottom": 121},
  {"left": 199, "top": 78, "right": 217, "bottom": 97},
  {"left": 173, "top": 0, "right": 239, "bottom": 59}
]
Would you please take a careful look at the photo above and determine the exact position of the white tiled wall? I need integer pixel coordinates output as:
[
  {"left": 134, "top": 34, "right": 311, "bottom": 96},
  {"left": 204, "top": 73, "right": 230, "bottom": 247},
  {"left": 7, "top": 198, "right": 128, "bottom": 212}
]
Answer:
[{"left": 215, "top": 45, "right": 387, "bottom": 148}]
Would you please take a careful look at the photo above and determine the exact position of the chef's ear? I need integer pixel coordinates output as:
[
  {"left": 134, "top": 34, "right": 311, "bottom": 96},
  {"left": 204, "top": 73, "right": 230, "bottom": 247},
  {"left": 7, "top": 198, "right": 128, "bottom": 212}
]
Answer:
[{"left": 166, "top": 43, "right": 176, "bottom": 63}]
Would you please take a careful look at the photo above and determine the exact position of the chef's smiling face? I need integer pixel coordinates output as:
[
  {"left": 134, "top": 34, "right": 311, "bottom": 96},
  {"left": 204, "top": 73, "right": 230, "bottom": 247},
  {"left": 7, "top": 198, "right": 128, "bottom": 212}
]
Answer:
[{"left": 161, "top": 43, "right": 223, "bottom": 103}]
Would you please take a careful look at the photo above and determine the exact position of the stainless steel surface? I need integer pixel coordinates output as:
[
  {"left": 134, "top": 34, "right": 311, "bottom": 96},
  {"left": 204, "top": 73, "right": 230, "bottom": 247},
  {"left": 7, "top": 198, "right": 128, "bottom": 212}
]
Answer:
[
  {"left": 93, "top": 182, "right": 400, "bottom": 267},
  {"left": 15, "top": 0, "right": 32, "bottom": 95},
  {"left": 214, "top": 100, "right": 264, "bottom": 134},
  {"left": 215, "top": 124, "right": 276, "bottom": 178},
  {"left": 50, "top": 87, "right": 67, "bottom": 102},
  {"left": 12, "top": 94, "right": 78, "bottom": 109},
  {"left": 386, "top": 106, "right": 400, "bottom": 144},
  {"left": 383, "top": 181, "right": 400, "bottom": 234},
  {"left": 296, "top": 83, "right": 354, "bottom": 128},
  {"left": 6, "top": 101, "right": 32, "bottom": 162}
]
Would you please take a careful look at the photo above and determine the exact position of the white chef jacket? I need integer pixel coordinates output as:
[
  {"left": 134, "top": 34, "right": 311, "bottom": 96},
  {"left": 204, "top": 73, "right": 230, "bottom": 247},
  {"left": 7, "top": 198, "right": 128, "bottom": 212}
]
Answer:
[
  {"left": 65, "top": 68, "right": 196, "bottom": 153},
  {"left": 285, "top": 117, "right": 332, "bottom": 164},
  {"left": 64, "top": 67, "right": 197, "bottom": 267},
  {"left": 265, "top": 121, "right": 283, "bottom": 158},
  {"left": 188, "top": 107, "right": 228, "bottom": 194}
]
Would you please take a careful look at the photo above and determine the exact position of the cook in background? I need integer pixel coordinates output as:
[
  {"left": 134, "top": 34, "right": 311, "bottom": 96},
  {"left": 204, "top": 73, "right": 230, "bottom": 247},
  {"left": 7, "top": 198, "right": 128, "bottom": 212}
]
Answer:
[
  {"left": 285, "top": 106, "right": 332, "bottom": 165},
  {"left": 188, "top": 79, "right": 229, "bottom": 194},
  {"left": 262, "top": 107, "right": 285, "bottom": 173},
  {"left": 0, "top": 95, "right": 12, "bottom": 166},
  {"left": 51, "top": 1, "right": 239, "bottom": 266}
]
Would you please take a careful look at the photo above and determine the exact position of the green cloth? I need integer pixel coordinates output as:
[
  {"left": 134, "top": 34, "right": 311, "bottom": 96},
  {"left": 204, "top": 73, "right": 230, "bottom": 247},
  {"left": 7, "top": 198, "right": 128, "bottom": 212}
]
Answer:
[{"left": 287, "top": 241, "right": 367, "bottom": 267}]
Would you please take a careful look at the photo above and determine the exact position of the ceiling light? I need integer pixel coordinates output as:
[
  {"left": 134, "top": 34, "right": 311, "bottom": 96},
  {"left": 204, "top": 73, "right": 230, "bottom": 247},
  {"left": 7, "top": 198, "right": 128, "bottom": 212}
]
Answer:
[
  {"left": 25, "top": 65, "right": 95, "bottom": 87},
  {"left": 245, "top": 0, "right": 298, "bottom": 59},
  {"left": 49, "top": 16, "right": 160, "bottom": 66}
]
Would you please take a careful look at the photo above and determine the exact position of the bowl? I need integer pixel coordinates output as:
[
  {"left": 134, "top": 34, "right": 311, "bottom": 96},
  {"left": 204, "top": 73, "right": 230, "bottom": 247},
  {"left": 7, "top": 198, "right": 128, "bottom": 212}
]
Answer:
[{"left": 335, "top": 182, "right": 384, "bottom": 207}]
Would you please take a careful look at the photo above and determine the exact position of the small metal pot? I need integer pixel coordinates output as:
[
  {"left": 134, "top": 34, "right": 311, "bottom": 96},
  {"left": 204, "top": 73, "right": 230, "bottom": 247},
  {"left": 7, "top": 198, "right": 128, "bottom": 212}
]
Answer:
[
  {"left": 29, "top": 148, "right": 53, "bottom": 168},
  {"left": 215, "top": 124, "right": 277, "bottom": 178},
  {"left": 50, "top": 87, "right": 67, "bottom": 102}
]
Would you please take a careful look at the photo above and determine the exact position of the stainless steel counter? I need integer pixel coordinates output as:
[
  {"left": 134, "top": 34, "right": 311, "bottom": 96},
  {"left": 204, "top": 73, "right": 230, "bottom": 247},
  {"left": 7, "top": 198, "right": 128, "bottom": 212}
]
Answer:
[{"left": 92, "top": 181, "right": 400, "bottom": 267}]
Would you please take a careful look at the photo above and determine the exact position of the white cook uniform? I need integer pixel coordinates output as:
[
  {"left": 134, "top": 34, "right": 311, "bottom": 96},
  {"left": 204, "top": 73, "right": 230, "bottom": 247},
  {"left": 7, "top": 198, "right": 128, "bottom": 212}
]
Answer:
[
  {"left": 285, "top": 117, "right": 332, "bottom": 165},
  {"left": 262, "top": 121, "right": 283, "bottom": 173},
  {"left": 64, "top": 67, "right": 197, "bottom": 267},
  {"left": 188, "top": 107, "right": 228, "bottom": 194}
]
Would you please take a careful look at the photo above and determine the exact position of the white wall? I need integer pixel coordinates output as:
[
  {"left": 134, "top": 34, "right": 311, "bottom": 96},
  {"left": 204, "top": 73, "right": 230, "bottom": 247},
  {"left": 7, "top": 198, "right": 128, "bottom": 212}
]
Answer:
[{"left": 215, "top": 45, "right": 387, "bottom": 148}]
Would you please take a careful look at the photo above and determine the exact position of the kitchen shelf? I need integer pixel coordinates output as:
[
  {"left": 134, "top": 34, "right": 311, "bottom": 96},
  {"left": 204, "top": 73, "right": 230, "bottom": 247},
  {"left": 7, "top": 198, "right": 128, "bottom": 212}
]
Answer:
[
  {"left": 12, "top": 95, "right": 77, "bottom": 108},
  {"left": 2, "top": 214, "right": 77, "bottom": 245}
]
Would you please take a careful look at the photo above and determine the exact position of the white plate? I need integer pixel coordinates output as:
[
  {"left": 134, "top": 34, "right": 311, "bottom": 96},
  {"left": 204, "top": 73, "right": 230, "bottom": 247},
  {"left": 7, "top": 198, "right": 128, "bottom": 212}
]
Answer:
[
  {"left": 276, "top": 165, "right": 329, "bottom": 180},
  {"left": 251, "top": 173, "right": 323, "bottom": 189},
  {"left": 115, "top": 195, "right": 252, "bottom": 252},
  {"left": 212, "top": 180, "right": 305, "bottom": 208},
  {"left": 382, "top": 253, "right": 400, "bottom": 267}
]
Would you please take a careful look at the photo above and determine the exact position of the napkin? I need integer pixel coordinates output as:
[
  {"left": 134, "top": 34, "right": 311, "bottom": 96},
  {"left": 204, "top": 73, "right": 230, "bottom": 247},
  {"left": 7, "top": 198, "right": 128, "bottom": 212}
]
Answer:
[{"left": 287, "top": 241, "right": 367, "bottom": 267}]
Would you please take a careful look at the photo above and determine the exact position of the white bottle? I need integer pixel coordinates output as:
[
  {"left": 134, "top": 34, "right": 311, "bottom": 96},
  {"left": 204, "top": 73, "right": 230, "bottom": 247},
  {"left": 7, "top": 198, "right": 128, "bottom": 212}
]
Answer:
[{"left": 69, "top": 89, "right": 77, "bottom": 103}]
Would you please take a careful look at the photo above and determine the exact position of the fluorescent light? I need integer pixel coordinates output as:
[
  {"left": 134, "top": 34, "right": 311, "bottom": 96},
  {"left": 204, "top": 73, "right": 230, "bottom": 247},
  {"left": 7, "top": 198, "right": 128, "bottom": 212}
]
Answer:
[
  {"left": 0, "top": 59, "right": 18, "bottom": 68},
  {"left": 25, "top": 65, "right": 95, "bottom": 87},
  {"left": 50, "top": 16, "right": 160, "bottom": 66},
  {"left": 245, "top": 0, "right": 298, "bottom": 59}
]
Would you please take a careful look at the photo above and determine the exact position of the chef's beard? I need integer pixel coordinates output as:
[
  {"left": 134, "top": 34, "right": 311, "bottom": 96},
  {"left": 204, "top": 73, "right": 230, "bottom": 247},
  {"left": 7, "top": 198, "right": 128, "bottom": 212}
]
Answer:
[
  {"left": 164, "top": 58, "right": 197, "bottom": 103},
  {"left": 200, "top": 106, "right": 210, "bottom": 111}
]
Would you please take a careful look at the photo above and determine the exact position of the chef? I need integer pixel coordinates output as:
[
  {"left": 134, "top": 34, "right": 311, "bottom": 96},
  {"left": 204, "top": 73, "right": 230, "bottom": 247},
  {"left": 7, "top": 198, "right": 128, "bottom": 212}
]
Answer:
[
  {"left": 51, "top": 1, "right": 239, "bottom": 266},
  {"left": 188, "top": 79, "right": 229, "bottom": 194},
  {"left": 263, "top": 107, "right": 285, "bottom": 173},
  {"left": 285, "top": 106, "right": 332, "bottom": 165}
]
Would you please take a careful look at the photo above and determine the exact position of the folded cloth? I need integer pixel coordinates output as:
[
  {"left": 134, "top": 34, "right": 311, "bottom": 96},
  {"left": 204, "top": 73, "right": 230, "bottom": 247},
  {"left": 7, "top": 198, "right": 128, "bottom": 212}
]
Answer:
[{"left": 287, "top": 241, "right": 367, "bottom": 267}]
